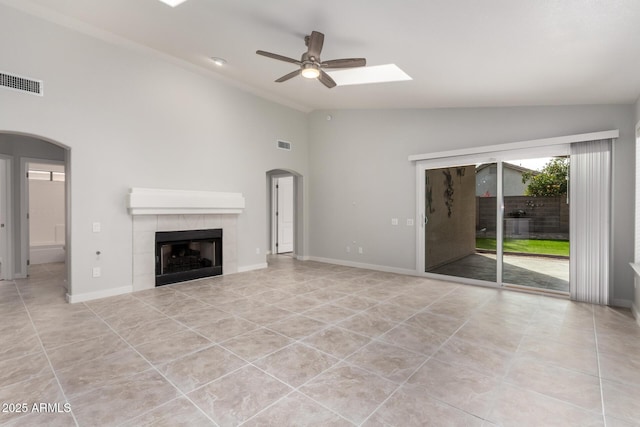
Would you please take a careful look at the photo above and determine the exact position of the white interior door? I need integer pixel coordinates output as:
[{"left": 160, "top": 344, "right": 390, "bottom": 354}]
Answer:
[{"left": 276, "top": 176, "right": 294, "bottom": 253}]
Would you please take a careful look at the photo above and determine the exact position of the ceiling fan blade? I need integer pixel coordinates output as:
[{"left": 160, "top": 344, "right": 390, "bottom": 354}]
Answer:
[
  {"left": 318, "top": 70, "right": 337, "bottom": 88},
  {"left": 256, "top": 50, "right": 301, "bottom": 65},
  {"left": 275, "top": 69, "right": 300, "bottom": 83},
  {"left": 321, "top": 58, "right": 367, "bottom": 68},
  {"left": 306, "top": 31, "right": 324, "bottom": 59}
]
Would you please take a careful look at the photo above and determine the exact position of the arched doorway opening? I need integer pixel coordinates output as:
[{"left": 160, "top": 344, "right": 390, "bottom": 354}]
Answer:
[
  {"left": 266, "top": 169, "right": 305, "bottom": 260},
  {"left": 0, "top": 131, "right": 71, "bottom": 293}
]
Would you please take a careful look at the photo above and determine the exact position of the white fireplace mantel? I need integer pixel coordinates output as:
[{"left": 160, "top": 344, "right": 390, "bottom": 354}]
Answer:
[{"left": 127, "top": 188, "right": 245, "bottom": 215}]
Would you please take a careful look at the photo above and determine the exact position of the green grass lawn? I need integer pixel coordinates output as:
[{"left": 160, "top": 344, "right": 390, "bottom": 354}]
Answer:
[{"left": 476, "top": 238, "right": 569, "bottom": 257}]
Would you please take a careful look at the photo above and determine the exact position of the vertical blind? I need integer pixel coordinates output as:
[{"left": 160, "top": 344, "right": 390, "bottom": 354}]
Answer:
[{"left": 570, "top": 139, "right": 612, "bottom": 304}]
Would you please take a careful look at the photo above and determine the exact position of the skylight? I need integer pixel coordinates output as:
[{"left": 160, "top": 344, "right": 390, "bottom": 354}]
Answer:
[
  {"left": 158, "top": 0, "right": 189, "bottom": 7},
  {"left": 326, "top": 64, "right": 412, "bottom": 86}
]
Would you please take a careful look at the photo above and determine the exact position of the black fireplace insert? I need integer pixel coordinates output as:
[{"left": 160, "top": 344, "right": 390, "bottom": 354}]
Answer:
[{"left": 155, "top": 229, "right": 222, "bottom": 286}]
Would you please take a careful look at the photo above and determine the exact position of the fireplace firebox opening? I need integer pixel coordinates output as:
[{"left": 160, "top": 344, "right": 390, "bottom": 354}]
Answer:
[{"left": 155, "top": 229, "right": 222, "bottom": 286}]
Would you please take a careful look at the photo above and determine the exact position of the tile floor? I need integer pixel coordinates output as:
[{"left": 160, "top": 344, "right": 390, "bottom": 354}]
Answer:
[{"left": 1, "top": 258, "right": 639, "bottom": 426}]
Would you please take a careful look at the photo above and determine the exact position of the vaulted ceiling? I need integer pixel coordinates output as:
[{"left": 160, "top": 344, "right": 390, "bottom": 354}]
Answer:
[{"left": 6, "top": 0, "right": 640, "bottom": 111}]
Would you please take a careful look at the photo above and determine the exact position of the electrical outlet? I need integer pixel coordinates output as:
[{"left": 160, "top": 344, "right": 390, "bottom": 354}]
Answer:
[
  {"left": 92, "top": 222, "right": 101, "bottom": 233},
  {"left": 391, "top": 218, "right": 398, "bottom": 225},
  {"left": 92, "top": 267, "right": 101, "bottom": 278},
  {"left": 407, "top": 218, "right": 414, "bottom": 226},
  {"left": 358, "top": 247, "right": 363, "bottom": 254},
  {"left": 256, "top": 247, "right": 260, "bottom": 254}
]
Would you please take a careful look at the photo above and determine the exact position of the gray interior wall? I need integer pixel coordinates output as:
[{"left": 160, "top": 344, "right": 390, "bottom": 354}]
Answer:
[
  {"left": 308, "top": 105, "right": 635, "bottom": 305},
  {"left": 0, "top": 5, "right": 308, "bottom": 297},
  {"left": 0, "top": 134, "right": 65, "bottom": 275}
]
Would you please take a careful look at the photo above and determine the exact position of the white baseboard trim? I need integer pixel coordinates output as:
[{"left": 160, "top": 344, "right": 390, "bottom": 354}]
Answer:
[
  {"left": 632, "top": 302, "right": 640, "bottom": 327},
  {"left": 611, "top": 298, "right": 632, "bottom": 308},
  {"left": 294, "top": 254, "right": 309, "bottom": 261},
  {"left": 67, "top": 285, "right": 133, "bottom": 304},
  {"left": 307, "top": 256, "right": 417, "bottom": 276},
  {"left": 30, "top": 245, "right": 66, "bottom": 265},
  {"left": 237, "top": 263, "right": 268, "bottom": 273}
]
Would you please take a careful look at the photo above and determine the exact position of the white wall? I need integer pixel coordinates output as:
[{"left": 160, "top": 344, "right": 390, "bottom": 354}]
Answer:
[
  {"left": 308, "top": 105, "right": 636, "bottom": 306},
  {"left": 29, "top": 178, "right": 65, "bottom": 246},
  {"left": 0, "top": 5, "right": 309, "bottom": 298}
]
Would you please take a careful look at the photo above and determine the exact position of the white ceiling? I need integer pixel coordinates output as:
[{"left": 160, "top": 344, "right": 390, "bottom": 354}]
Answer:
[{"left": 6, "top": 0, "right": 640, "bottom": 111}]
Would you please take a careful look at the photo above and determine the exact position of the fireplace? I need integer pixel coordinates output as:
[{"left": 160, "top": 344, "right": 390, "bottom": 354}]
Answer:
[{"left": 155, "top": 229, "right": 222, "bottom": 286}]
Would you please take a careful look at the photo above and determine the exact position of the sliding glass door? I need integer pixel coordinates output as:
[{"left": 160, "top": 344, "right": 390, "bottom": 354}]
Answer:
[
  {"left": 419, "top": 152, "right": 570, "bottom": 293},
  {"left": 501, "top": 156, "right": 570, "bottom": 292},
  {"left": 424, "top": 163, "right": 497, "bottom": 284}
]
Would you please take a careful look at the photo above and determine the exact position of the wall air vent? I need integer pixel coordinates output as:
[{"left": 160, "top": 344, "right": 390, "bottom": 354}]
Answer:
[
  {"left": 277, "top": 140, "right": 292, "bottom": 151},
  {"left": 0, "top": 71, "right": 43, "bottom": 96}
]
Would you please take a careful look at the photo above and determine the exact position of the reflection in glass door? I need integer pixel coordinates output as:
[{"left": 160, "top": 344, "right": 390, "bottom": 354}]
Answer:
[
  {"left": 500, "top": 156, "right": 570, "bottom": 292},
  {"left": 425, "top": 163, "right": 497, "bottom": 283}
]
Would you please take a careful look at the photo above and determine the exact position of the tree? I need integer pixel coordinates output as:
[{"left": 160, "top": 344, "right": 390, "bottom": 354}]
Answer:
[{"left": 522, "top": 157, "right": 569, "bottom": 196}]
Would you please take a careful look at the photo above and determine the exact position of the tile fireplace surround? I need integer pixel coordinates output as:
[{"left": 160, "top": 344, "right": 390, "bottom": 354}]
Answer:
[{"left": 128, "top": 188, "right": 245, "bottom": 291}]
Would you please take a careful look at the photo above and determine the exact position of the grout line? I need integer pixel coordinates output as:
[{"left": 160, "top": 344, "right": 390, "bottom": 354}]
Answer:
[
  {"left": 593, "top": 308, "right": 608, "bottom": 426},
  {"left": 80, "top": 303, "right": 221, "bottom": 427},
  {"left": 14, "top": 280, "right": 81, "bottom": 427}
]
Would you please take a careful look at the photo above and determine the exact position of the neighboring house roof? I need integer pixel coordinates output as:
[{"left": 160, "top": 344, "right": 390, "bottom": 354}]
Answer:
[{"left": 475, "top": 163, "right": 539, "bottom": 175}]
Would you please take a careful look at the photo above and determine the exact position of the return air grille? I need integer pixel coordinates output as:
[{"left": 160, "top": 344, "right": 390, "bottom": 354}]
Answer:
[
  {"left": 0, "top": 71, "right": 43, "bottom": 96},
  {"left": 277, "top": 140, "right": 291, "bottom": 151}
]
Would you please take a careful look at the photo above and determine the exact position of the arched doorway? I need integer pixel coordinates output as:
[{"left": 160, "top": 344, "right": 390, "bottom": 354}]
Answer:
[{"left": 0, "top": 131, "right": 70, "bottom": 292}]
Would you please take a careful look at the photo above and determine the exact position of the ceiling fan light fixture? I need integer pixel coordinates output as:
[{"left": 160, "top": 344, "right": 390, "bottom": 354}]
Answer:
[{"left": 301, "top": 64, "right": 320, "bottom": 79}]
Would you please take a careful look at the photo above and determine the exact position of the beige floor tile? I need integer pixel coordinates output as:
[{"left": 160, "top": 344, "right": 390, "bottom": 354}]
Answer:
[
  {"left": 363, "top": 383, "right": 483, "bottom": 427},
  {"left": 505, "top": 356, "right": 602, "bottom": 411},
  {"left": 193, "top": 315, "right": 259, "bottom": 342},
  {"left": 267, "top": 315, "right": 327, "bottom": 339},
  {"left": 488, "top": 383, "right": 604, "bottom": 427},
  {"left": 274, "top": 295, "right": 325, "bottom": 313},
  {"left": 332, "top": 295, "right": 379, "bottom": 311},
  {"left": 517, "top": 335, "right": 598, "bottom": 376},
  {"left": 379, "top": 323, "right": 448, "bottom": 355},
  {"left": 453, "top": 319, "right": 524, "bottom": 353},
  {"left": 134, "top": 330, "right": 212, "bottom": 365},
  {"left": 0, "top": 374, "right": 65, "bottom": 425},
  {"left": 337, "top": 312, "right": 396, "bottom": 338},
  {"left": 1, "top": 410, "right": 76, "bottom": 427},
  {"left": 121, "top": 397, "right": 214, "bottom": 426},
  {"left": 346, "top": 341, "right": 426, "bottom": 383},
  {"left": 0, "top": 351, "right": 51, "bottom": 389},
  {"left": 70, "top": 370, "right": 180, "bottom": 426},
  {"left": 188, "top": 365, "right": 292, "bottom": 426},
  {"left": 247, "top": 289, "right": 293, "bottom": 304},
  {"left": 159, "top": 345, "right": 246, "bottom": 393},
  {"left": 303, "top": 304, "right": 357, "bottom": 324},
  {"left": 118, "top": 317, "right": 188, "bottom": 347},
  {"left": 56, "top": 347, "right": 151, "bottom": 397},
  {"left": 237, "top": 305, "right": 294, "bottom": 325},
  {"left": 255, "top": 343, "right": 338, "bottom": 387},
  {"left": 364, "top": 302, "right": 419, "bottom": 323},
  {"left": 303, "top": 327, "right": 371, "bottom": 359},
  {"left": 408, "top": 358, "right": 500, "bottom": 419},
  {"left": 0, "top": 332, "right": 42, "bottom": 363},
  {"left": 299, "top": 365, "right": 397, "bottom": 425},
  {"left": 601, "top": 379, "right": 640, "bottom": 425},
  {"left": 101, "top": 304, "right": 168, "bottom": 331},
  {"left": 243, "top": 392, "right": 353, "bottom": 426},
  {"left": 221, "top": 328, "right": 292, "bottom": 361},
  {"left": 599, "top": 349, "right": 640, "bottom": 386},
  {"left": 433, "top": 336, "right": 515, "bottom": 378},
  {"left": 169, "top": 306, "right": 230, "bottom": 328},
  {"left": 47, "top": 332, "right": 129, "bottom": 371},
  {"left": 9, "top": 260, "right": 640, "bottom": 426}
]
